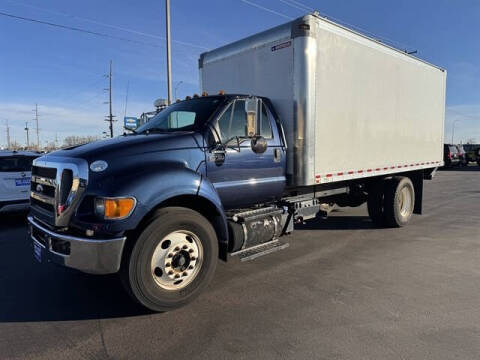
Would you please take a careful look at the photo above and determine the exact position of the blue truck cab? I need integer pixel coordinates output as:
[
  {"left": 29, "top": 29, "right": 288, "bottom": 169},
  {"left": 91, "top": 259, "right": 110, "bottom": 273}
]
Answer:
[{"left": 28, "top": 94, "right": 295, "bottom": 310}]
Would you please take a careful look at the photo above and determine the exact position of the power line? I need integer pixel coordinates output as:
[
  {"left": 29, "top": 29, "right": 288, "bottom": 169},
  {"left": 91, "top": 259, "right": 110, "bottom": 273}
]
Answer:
[
  {"left": 2, "top": 0, "right": 209, "bottom": 50},
  {"left": 0, "top": 10, "right": 163, "bottom": 48},
  {"left": 278, "top": 0, "right": 313, "bottom": 12},
  {"left": 240, "top": 0, "right": 293, "bottom": 20}
]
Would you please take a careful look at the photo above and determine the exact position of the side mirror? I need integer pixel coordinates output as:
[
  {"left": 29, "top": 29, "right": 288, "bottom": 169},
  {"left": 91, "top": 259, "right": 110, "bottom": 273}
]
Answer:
[
  {"left": 245, "top": 99, "right": 257, "bottom": 137},
  {"left": 251, "top": 136, "right": 268, "bottom": 154}
]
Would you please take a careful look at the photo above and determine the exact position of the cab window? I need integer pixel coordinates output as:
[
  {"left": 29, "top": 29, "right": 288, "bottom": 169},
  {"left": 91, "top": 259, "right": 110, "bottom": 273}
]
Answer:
[{"left": 217, "top": 100, "right": 247, "bottom": 142}]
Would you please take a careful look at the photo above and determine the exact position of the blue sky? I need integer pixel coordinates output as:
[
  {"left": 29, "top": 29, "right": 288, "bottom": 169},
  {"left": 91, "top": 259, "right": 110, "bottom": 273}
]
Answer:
[{"left": 0, "top": 0, "right": 479, "bottom": 146}]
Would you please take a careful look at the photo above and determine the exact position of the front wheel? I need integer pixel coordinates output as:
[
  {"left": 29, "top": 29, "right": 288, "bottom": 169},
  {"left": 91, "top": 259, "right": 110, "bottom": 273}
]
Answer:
[{"left": 121, "top": 207, "right": 218, "bottom": 312}]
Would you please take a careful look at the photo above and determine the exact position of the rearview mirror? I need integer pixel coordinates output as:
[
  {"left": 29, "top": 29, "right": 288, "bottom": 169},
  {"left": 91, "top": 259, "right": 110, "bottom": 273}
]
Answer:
[{"left": 245, "top": 99, "right": 257, "bottom": 137}]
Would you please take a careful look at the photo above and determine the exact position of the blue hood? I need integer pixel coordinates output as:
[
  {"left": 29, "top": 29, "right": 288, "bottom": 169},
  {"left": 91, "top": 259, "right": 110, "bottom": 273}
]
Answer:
[{"left": 49, "top": 132, "right": 205, "bottom": 162}]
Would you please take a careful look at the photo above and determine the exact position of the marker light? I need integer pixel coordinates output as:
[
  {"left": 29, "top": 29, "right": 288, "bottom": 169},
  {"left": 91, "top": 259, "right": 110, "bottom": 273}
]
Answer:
[
  {"left": 95, "top": 197, "right": 136, "bottom": 219},
  {"left": 185, "top": 95, "right": 191, "bottom": 100},
  {"left": 202, "top": 91, "right": 208, "bottom": 96},
  {"left": 193, "top": 93, "right": 199, "bottom": 98},
  {"left": 90, "top": 160, "right": 108, "bottom": 172},
  {"left": 218, "top": 90, "right": 225, "bottom": 95}
]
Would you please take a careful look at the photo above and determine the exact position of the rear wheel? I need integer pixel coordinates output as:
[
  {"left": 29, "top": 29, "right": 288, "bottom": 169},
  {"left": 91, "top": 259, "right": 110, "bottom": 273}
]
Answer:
[
  {"left": 121, "top": 207, "right": 218, "bottom": 312},
  {"left": 384, "top": 176, "right": 415, "bottom": 227}
]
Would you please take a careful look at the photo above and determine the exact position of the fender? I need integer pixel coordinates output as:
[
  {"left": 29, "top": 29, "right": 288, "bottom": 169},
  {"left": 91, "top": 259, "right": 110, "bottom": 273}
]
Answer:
[{"left": 79, "top": 160, "right": 229, "bottom": 257}]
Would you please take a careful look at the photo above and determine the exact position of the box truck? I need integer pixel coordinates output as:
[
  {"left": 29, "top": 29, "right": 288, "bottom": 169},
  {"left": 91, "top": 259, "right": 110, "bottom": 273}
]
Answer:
[{"left": 28, "top": 13, "right": 446, "bottom": 311}]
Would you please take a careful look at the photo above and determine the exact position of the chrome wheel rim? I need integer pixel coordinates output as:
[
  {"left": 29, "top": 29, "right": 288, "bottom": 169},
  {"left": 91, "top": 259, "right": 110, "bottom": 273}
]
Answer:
[
  {"left": 399, "top": 186, "right": 412, "bottom": 217},
  {"left": 150, "top": 230, "right": 203, "bottom": 290}
]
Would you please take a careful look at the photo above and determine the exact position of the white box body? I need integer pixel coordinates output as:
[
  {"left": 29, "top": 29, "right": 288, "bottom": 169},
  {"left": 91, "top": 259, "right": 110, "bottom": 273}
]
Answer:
[{"left": 199, "top": 14, "right": 446, "bottom": 186}]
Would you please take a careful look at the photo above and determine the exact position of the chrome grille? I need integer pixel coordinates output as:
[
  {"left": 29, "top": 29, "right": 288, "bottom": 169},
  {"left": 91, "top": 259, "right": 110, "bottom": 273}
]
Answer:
[{"left": 30, "top": 156, "right": 88, "bottom": 227}]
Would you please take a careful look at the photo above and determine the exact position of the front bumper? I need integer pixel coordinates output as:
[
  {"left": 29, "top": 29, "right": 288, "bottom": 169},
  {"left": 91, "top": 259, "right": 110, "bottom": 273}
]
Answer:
[{"left": 27, "top": 216, "right": 126, "bottom": 274}]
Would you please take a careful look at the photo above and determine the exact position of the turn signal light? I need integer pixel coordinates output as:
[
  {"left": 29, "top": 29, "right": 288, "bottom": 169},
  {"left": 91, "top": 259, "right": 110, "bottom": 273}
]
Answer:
[
  {"left": 95, "top": 197, "right": 136, "bottom": 219},
  {"left": 104, "top": 198, "right": 136, "bottom": 219}
]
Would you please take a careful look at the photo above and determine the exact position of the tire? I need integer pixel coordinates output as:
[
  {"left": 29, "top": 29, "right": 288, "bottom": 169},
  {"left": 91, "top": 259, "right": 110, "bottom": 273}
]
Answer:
[
  {"left": 367, "top": 181, "right": 386, "bottom": 227},
  {"left": 121, "top": 207, "right": 218, "bottom": 312},
  {"left": 384, "top": 176, "right": 415, "bottom": 227}
]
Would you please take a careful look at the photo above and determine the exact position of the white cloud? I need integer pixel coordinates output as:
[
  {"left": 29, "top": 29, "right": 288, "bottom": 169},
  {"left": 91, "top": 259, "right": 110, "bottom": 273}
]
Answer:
[{"left": 0, "top": 100, "right": 152, "bottom": 147}]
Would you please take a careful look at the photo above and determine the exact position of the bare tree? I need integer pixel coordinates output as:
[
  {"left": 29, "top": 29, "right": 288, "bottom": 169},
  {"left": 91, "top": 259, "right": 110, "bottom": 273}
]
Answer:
[{"left": 63, "top": 135, "right": 100, "bottom": 147}]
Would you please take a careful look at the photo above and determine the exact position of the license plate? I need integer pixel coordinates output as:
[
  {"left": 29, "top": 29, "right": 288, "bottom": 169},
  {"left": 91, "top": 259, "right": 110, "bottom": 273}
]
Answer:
[
  {"left": 15, "top": 177, "right": 30, "bottom": 186},
  {"left": 33, "top": 241, "right": 43, "bottom": 263}
]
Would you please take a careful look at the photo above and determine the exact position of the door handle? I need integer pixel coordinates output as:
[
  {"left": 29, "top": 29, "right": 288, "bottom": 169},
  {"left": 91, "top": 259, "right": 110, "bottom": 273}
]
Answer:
[{"left": 274, "top": 148, "right": 281, "bottom": 162}]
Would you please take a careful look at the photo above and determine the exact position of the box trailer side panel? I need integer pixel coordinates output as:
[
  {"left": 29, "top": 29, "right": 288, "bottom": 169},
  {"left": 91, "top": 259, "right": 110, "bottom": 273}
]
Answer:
[
  {"left": 200, "top": 14, "right": 446, "bottom": 187},
  {"left": 312, "top": 18, "right": 446, "bottom": 184}
]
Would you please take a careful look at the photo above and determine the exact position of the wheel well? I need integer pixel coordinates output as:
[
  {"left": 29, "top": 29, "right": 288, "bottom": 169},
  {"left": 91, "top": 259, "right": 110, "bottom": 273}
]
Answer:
[{"left": 128, "top": 195, "right": 228, "bottom": 261}]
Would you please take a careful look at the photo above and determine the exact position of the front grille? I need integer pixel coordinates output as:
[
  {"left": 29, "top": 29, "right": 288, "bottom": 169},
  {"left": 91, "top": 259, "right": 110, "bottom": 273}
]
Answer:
[
  {"left": 29, "top": 158, "right": 87, "bottom": 227},
  {"left": 60, "top": 169, "right": 73, "bottom": 204},
  {"left": 30, "top": 165, "right": 57, "bottom": 219},
  {"left": 32, "top": 165, "right": 57, "bottom": 179},
  {"left": 31, "top": 197, "right": 55, "bottom": 212}
]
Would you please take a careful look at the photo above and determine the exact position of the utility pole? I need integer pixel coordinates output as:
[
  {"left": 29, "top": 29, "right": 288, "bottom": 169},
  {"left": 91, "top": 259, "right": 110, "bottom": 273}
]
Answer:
[
  {"left": 24, "top": 121, "right": 30, "bottom": 148},
  {"left": 33, "top": 104, "right": 40, "bottom": 150},
  {"left": 5, "top": 119, "right": 11, "bottom": 149},
  {"left": 166, "top": 0, "right": 172, "bottom": 105},
  {"left": 104, "top": 60, "right": 115, "bottom": 138}
]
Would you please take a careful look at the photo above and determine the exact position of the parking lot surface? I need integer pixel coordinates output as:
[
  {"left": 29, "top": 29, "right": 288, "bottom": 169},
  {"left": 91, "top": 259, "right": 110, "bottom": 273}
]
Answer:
[{"left": 1, "top": 168, "right": 479, "bottom": 360}]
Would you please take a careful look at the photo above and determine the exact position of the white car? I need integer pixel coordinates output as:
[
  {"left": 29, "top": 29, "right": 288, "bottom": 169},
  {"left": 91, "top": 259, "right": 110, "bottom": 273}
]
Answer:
[{"left": 0, "top": 151, "right": 39, "bottom": 213}]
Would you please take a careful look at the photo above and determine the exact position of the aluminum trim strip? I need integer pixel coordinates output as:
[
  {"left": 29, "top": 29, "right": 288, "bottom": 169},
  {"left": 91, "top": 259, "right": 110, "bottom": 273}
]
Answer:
[{"left": 212, "top": 176, "right": 286, "bottom": 189}]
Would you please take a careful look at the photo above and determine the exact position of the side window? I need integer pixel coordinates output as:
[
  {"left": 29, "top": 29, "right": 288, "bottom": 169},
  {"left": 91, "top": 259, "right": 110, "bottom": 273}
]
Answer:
[
  {"left": 168, "top": 111, "right": 196, "bottom": 128},
  {"left": 259, "top": 101, "right": 273, "bottom": 139},
  {"left": 217, "top": 100, "right": 247, "bottom": 142},
  {"left": 230, "top": 100, "right": 247, "bottom": 138}
]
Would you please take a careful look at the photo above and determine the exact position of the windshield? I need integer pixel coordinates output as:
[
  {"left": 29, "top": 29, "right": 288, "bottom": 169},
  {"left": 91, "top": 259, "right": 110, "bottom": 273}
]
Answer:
[
  {"left": 137, "top": 97, "right": 224, "bottom": 134},
  {"left": 0, "top": 156, "right": 37, "bottom": 172}
]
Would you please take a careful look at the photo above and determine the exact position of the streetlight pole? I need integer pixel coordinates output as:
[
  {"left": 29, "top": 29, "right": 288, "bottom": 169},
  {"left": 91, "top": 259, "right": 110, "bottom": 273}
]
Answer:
[
  {"left": 174, "top": 80, "right": 183, "bottom": 101},
  {"left": 451, "top": 119, "right": 460, "bottom": 144},
  {"left": 165, "top": 0, "right": 172, "bottom": 105}
]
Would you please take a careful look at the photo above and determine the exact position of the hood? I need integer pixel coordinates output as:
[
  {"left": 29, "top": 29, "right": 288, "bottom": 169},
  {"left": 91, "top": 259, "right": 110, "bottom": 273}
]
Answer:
[{"left": 47, "top": 132, "right": 204, "bottom": 162}]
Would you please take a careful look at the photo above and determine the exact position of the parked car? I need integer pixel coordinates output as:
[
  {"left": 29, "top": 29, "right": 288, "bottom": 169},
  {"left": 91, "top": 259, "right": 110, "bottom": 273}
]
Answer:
[
  {"left": 444, "top": 144, "right": 460, "bottom": 167},
  {"left": 456, "top": 145, "right": 468, "bottom": 166},
  {"left": 0, "top": 151, "right": 39, "bottom": 213},
  {"left": 463, "top": 144, "right": 480, "bottom": 165}
]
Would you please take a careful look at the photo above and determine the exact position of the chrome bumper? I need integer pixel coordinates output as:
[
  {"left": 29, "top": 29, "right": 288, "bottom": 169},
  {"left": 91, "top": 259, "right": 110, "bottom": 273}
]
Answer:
[{"left": 27, "top": 216, "right": 126, "bottom": 274}]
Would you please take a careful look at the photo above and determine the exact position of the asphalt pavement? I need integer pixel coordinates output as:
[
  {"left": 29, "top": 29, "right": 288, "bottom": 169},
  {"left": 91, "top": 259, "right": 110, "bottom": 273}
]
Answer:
[{"left": 1, "top": 167, "right": 479, "bottom": 360}]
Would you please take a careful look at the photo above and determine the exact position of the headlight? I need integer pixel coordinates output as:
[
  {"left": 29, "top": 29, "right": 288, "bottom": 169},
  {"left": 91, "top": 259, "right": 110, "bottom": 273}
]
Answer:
[
  {"left": 95, "top": 197, "right": 136, "bottom": 219},
  {"left": 90, "top": 160, "right": 108, "bottom": 172}
]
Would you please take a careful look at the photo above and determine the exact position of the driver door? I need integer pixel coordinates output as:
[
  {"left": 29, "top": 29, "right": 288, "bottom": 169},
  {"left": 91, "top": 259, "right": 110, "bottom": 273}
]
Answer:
[{"left": 206, "top": 98, "right": 285, "bottom": 209}]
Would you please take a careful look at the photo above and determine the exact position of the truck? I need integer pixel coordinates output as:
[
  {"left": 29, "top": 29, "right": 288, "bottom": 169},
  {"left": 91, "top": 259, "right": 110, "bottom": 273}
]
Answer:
[{"left": 28, "top": 13, "right": 446, "bottom": 311}]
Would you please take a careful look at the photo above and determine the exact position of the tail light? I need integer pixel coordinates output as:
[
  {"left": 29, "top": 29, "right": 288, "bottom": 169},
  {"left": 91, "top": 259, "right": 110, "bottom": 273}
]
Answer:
[{"left": 448, "top": 153, "right": 452, "bottom": 159}]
